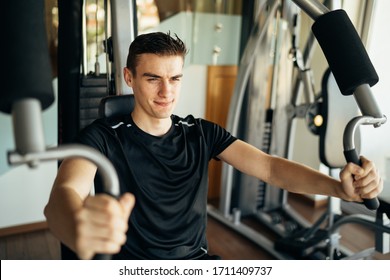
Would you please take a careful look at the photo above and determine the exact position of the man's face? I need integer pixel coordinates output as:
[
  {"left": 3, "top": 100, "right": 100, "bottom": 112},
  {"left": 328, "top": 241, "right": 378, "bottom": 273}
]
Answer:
[{"left": 124, "top": 53, "right": 184, "bottom": 120}]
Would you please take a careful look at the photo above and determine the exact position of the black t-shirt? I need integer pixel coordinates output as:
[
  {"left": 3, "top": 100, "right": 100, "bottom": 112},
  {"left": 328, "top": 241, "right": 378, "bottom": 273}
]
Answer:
[{"left": 76, "top": 114, "right": 237, "bottom": 259}]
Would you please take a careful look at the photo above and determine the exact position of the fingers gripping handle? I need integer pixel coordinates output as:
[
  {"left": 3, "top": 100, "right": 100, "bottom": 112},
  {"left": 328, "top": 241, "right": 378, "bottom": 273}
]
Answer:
[
  {"left": 343, "top": 149, "right": 380, "bottom": 210},
  {"left": 93, "top": 192, "right": 120, "bottom": 260}
]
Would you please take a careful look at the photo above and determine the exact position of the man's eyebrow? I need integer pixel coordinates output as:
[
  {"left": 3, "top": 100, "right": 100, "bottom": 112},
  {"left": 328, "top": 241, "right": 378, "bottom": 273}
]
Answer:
[
  {"left": 172, "top": 74, "right": 183, "bottom": 79},
  {"left": 142, "top": 73, "right": 183, "bottom": 79},
  {"left": 143, "top": 72, "right": 161, "bottom": 78}
]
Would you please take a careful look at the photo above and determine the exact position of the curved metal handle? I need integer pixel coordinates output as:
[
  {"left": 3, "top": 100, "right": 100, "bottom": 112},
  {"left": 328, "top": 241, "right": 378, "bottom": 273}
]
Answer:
[
  {"left": 343, "top": 116, "right": 386, "bottom": 210},
  {"left": 9, "top": 144, "right": 120, "bottom": 259}
]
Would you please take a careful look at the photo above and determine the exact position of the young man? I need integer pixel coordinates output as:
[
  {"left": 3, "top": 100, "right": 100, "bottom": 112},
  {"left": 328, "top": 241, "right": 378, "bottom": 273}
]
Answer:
[{"left": 45, "top": 32, "right": 383, "bottom": 260}]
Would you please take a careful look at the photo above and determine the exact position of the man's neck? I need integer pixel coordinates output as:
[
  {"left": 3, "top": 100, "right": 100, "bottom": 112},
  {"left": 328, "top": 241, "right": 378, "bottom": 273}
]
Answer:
[{"left": 131, "top": 112, "right": 172, "bottom": 137}]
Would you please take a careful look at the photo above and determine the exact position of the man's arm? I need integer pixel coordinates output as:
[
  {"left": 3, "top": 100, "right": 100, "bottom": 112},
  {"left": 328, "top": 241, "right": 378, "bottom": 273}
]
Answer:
[
  {"left": 44, "top": 158, "right": 135, "bottom": 259},
  {"left": 218, "top": 140, "right": 382, "bottom": 202}
]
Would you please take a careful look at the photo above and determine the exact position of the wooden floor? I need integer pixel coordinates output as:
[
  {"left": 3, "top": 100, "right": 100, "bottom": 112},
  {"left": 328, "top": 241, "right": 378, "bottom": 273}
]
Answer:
[
  {"left": 1, "top": 194, "right": 389, "bottom": 260},
  {"left": 0, "top": 228, "right": 61, "bottom": 260},
  {"left": 207, "top": 194, "right": 390, "bottom": 260}
]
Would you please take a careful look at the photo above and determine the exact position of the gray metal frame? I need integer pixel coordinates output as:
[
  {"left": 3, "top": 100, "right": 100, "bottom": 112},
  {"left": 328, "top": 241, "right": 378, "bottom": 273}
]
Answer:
[{"left": 8, "top": 98, "right": 120, "bottom": 197}]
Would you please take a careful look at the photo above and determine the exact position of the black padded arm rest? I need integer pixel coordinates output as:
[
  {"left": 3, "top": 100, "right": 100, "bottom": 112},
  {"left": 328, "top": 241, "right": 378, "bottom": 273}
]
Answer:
[
  {"left": 378, "top": 197, "right": 390, "bottom": 219},
  {"left": 98, "top": 94, "right": 135, "bottom": 118}
]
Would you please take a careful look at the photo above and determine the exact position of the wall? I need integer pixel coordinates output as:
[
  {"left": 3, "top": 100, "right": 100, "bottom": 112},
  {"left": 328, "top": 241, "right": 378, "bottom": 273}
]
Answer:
[
  {"left": 0, "top": 163, "right": 57, "bottom": 228},
  {"left": 175, "top": 65, "right": 207, "bottom": 118},
  {"left": 150, "top": 11, "right": 241, "bottom": 66}
]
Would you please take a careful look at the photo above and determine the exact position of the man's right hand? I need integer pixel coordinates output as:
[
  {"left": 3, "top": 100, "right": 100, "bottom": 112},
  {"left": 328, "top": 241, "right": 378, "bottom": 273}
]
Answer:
[{"left": 74, "top": 193, "right": 135, "bottom": 260}]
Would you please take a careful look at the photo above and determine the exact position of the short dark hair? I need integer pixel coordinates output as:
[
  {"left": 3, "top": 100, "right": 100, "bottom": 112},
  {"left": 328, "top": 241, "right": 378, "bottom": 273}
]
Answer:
[{"left": 126, "top": 31, "right": 188, "bottom": 75}]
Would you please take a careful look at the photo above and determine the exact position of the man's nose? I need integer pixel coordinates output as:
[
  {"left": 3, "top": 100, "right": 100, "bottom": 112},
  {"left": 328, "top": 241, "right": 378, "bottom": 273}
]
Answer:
[{"left": 159, "top": 80, "right": 172, "bottom": 97}]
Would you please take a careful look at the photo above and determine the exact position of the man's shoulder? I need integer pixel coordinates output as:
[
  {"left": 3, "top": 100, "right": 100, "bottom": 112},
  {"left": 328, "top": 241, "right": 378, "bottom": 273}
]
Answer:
[
  {"left": 80, "top": 116, "right": 128, "bottom": 138},
  {"left": 171, "top": 114, "right": 225, "bottom": 138},
  {"left": 88, "top": 116, "right": 127, "bottom": 129}
]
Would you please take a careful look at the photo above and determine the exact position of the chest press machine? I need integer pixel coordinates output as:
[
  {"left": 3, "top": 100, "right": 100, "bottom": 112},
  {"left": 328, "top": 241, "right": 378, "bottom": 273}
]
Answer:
[
  {"left": 208, "top": 0, "right": 390, "bottom": 259},
  {"left": 2, "top": 0, "right": 390, "bottom": 261}
]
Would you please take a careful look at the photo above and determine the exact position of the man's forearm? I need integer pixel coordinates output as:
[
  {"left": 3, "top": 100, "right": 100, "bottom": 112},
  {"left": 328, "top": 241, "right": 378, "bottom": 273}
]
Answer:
[
  {"left": 268, "top": 156, "right": 343, "bottom": 199},
  {"left": 44, "top": 186, "right": 84, "bottom": 252}
]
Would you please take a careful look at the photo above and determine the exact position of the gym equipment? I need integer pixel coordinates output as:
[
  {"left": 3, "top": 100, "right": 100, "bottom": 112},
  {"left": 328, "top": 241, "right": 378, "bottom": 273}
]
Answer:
[
  {"left": 208, "top": 0, "right": 390, "bottom": 259},
  {"left": 3, "top": 0, "right": 388, "bottom": 261},
  {"left": 275, "top": 68, "right": 389, "bottom": 259},
  {"left": 58, "top": 0, "right": 137, "bottom": 260},
  {"left": 295, "top": 0, "right": 388, "bottom": 258},
  {"left": 306, "top": 2, "right": 385, "bottom": 209},
  {"left": 3, "top": 1, "right": 120, "bottom": 260},
  {"left": 98, "top": 94, "right": 135, "bottom": 119},
  {"left": 208, "top": 0, "right": 307, "bottom": 260}
]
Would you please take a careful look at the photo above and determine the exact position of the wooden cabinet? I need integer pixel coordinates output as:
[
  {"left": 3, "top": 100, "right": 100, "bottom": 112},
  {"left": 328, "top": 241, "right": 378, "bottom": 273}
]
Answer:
[{"left": 206, "top": 65, "right": 237, "bottom": 200}]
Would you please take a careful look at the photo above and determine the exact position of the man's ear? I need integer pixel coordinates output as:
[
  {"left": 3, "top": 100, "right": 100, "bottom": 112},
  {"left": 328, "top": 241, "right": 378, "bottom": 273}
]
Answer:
[{"left": 123, "top": 67, "right": 133, "bottom": 87}]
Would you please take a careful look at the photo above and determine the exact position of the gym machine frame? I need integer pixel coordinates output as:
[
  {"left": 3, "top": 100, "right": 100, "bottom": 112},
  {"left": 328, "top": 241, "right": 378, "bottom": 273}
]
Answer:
[{"left": 208, "top": 0, "right": 390, "bottom": 259}]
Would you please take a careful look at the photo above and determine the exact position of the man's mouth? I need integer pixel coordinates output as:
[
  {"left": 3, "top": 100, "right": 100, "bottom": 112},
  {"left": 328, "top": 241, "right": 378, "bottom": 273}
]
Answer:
[{"left": 155, "top": 100, "right": 173, "bottom": 107}]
